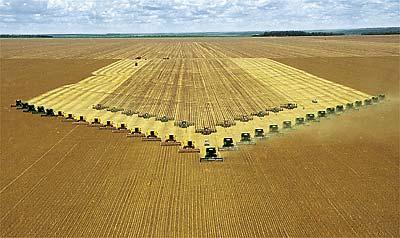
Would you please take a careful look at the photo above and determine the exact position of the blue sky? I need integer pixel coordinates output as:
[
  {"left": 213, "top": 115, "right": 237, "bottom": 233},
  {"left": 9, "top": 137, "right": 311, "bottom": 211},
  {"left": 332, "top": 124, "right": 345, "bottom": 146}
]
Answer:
[{"left": 0, "top": 0, "right": 399, "bottom": 34}]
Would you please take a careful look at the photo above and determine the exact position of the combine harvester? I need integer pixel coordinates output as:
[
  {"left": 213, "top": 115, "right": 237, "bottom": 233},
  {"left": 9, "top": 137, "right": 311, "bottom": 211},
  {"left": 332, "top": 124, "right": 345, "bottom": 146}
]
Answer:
[
  {"left": 99, "top": 120, "right": 117, "bottom": 130},
  {"left": 200, "top": 147, "right": 223, "bottom": 162},
  {"left": 142, "top": 130, "right": 162, "bottom": 142},
  {"left": 160, "top": 134, "right": 181, "bottom": 146},
  {"left": 156, "top": 115, "right": 174, "bottom": 122},
  {"left": 195, "top": 127, "right": 216, "bottom": 135},
  {"left": 127, "top": 127, "right": 145, "bottom": 137},
  {"left": 216, "top": 120, "right": 236, "bottom": 128},
  {"left": 174, "top": 120, "right": 194, "bottom": 128},
  {"left": 179, "top": 141, "right": 200, "bottom": 153},
  {"left": 72, "top": 116, "right": 89, "bottom": 125},
  {"left": 254, "top": 128, "right": 265, "bottom": 139},
  {"left": 89, "top": 118, "right": 102, "bottom": 127},
  {"left": 41, "top": 108, "right": 55, "bottom": 117},
  {"left": 61, "top": 113, "right": 76, "bottom": 122},
  {"left": 112, "top": 123, "right": 129, "bottom": 133},
  {"left": 237, "top": 132, "right": 256, "bottom": 145},
  {"left": 218, "top": 138, "right": 239, "bottom": 151}
]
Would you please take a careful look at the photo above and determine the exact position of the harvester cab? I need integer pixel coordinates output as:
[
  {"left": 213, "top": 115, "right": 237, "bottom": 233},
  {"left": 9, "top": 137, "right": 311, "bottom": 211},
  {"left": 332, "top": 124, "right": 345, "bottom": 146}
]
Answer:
[
  {"left": 161, "top": 134, "right": 181, "bottom": 146},
  {"left": 355, "top": 100, "right": 362, "bottom": 108},
  {"left": 237, "top": 132, "right": 255, "bottom": 145},
  {"left": 219, "top": 138, "right": 238, "bottom": 151},
  {"left": 200, "top": 147, "right": 223, "bottom": 162},
  {"left": 378, "top": 94, "right": 385, "bottom": 100},
  {"left": 179, "top": 141, "right": 200, "bottom": 153},
  {"left": 142, "top": 130, "right": 161, "bottom": 141},
  {"left": 254, "top": 128, "right": 265, "bottom": 138},
  {"left": 127, "top": 127, "right": 145, "bottom": 137},
  {"left": 372, "top": 96, "right": 379, "bottom": 103}
]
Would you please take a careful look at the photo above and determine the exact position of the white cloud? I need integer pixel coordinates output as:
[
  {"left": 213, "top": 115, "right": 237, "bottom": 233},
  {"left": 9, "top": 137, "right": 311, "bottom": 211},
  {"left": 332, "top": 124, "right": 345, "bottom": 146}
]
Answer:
[{"left": 0, "top": 0, "right": 398, "bottom": 33}]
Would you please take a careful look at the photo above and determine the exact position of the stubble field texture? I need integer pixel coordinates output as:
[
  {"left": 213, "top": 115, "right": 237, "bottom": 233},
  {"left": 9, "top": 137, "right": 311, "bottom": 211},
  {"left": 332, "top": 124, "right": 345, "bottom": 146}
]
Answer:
[{"left": 0, "top": 36, "right": 399, "bottom": 237}]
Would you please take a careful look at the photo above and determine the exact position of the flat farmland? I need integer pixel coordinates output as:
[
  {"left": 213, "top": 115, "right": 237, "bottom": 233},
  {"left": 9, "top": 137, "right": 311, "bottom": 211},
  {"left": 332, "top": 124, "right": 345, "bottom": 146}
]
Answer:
[{"left": 0, "top": 36, "right": 399, "bottom": 237}]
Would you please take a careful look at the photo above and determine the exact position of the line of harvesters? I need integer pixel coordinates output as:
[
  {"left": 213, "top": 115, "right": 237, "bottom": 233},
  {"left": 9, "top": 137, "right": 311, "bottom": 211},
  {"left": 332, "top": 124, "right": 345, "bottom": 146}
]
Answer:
[{"left": 11, "top": 94, "right": 385, "bottom": 162}]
